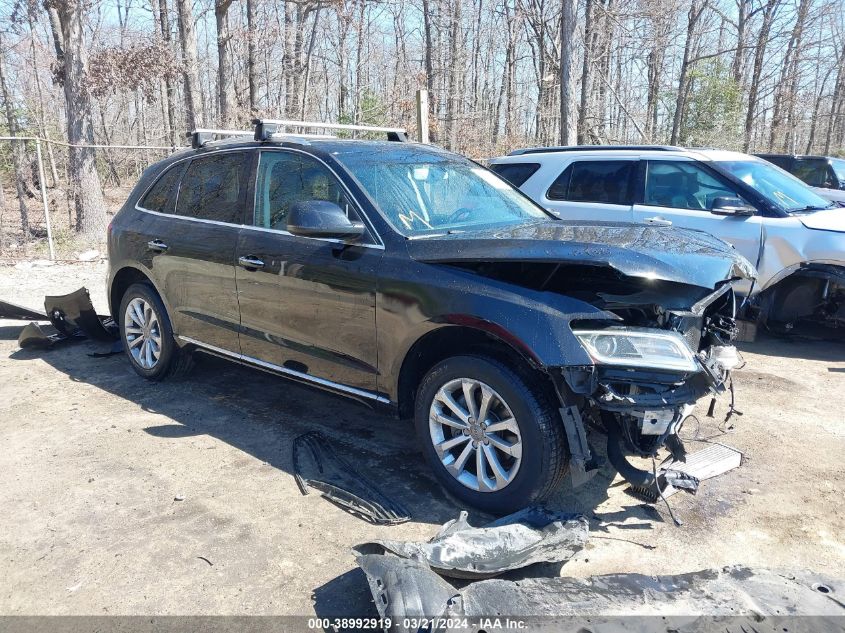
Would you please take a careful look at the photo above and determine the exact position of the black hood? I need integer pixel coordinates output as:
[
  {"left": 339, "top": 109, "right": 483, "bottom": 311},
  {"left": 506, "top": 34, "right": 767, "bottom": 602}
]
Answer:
[{"left": 406, "top": 220, "right": 756, "bottom": 290}]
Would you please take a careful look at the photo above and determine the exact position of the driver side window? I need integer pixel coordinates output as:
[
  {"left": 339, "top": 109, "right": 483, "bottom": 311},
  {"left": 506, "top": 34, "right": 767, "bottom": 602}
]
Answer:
[
  {"left": 254, "top": 151, "right": 366, "bottom": 235},
  {"left": 645, "top": 161, "right": 748, "bottom": 211}
]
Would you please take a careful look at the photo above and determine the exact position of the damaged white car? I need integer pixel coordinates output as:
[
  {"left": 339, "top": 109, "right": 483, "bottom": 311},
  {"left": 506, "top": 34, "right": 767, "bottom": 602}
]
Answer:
[{"left": 490, "top": 147, "right": 845, "bottom": 334}]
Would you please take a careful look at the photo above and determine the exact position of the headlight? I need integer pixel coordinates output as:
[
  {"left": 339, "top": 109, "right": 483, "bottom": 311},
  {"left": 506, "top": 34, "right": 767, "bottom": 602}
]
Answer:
[{"left": 573, "top": 328, "right": 699, "bottom": 372}]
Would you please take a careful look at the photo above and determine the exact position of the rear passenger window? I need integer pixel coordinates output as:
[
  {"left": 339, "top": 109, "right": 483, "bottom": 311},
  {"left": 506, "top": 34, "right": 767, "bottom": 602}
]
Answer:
[
  {"left": 254, "top": 151, "right": 362, "bottom": 232},
  {"left": 489, "top": 163, "right": 540, "bottom": 187},
  {"left": 139, "top": 165, "right": 184, "bottom": 213},
  {"left": 547, "top": 161, "right": 634, "bottom": 205},
  {"left": 175, "top": 153, "right": 250, "bottom": 223}
]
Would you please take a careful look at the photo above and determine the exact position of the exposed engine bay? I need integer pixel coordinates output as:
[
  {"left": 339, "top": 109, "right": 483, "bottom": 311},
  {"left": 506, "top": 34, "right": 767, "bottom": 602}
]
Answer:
[{"left": 450, "top": 260, "right": 744, "bottom": 497}]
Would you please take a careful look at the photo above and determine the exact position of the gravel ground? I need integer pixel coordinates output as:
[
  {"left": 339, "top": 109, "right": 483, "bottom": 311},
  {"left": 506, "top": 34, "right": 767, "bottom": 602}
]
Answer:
[{"left": 1, "top": 260, "right": 843, "bottom": 616}]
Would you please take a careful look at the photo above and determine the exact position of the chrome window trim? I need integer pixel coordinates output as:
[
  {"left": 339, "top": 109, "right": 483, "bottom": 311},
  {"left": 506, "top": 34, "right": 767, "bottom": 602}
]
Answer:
[
  {"left": 178, "top": 335, "right": 391, "bottom": 404},
  {"left": 133, "top": 146, "right": 385, "bottom": 250}
]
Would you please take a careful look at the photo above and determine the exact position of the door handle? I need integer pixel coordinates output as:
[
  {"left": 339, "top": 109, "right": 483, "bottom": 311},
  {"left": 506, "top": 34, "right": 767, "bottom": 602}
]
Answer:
[
  {"left": 238, "top": 255, "right": 265, "bottom": 270},
  {"left": 644, "top": 216, "right": 672, "bottom": 227},
  {"left": 147, "top": 239, "right": 168, "bottom": 252}
]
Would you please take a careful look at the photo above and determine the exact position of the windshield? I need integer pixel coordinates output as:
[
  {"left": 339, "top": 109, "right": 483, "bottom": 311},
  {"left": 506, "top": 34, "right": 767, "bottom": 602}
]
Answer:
[
  {"left": 717, "top": 160, "right": 833, "bottom": 213},
  {"left": 333, "top": 147, "right": 549, "bottom": 236}
]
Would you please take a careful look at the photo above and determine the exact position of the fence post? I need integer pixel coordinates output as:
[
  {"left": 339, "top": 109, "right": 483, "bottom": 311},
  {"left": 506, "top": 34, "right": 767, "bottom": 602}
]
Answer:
[
  {"left": 35, "top": 138, "right": 55, "bottom": 260},
  {"left": 416, "top": 89, "right": 429, "bottom": 144}
]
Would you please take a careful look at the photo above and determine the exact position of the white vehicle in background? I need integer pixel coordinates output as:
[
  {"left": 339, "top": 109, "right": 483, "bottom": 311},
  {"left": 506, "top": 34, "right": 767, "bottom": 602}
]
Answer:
[{"left": 489, "top": 146, "right": 845, "bottom": 333}]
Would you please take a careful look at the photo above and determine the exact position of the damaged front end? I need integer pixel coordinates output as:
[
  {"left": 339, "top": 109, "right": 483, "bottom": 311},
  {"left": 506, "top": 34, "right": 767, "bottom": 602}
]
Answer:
[{"left": 555, "top": 280, "right": 743, "bottom": 494}]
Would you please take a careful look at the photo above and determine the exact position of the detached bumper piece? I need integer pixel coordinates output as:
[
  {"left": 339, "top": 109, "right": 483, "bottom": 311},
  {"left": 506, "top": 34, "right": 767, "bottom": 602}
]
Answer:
[
  {"left": 293, "top": 431, "right": 410, "bottom": 526},
  {"left": 355, "top": 507, "right": 588, "bottom": 579},
  {"left": 357, "top": 557, "right": 844, "bottom": 631},
  {"left": 5, "top": 287, "right": 119, "bottom": 350}
]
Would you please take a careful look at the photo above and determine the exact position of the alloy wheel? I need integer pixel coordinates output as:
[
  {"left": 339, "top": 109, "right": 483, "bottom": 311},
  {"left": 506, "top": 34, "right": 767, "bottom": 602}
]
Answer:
[
  {"left": 124, "top": 297, "right": 162, "bottom": 370},
  {"left": 429, "top": 378, "right": 523, "bottom": 492}
]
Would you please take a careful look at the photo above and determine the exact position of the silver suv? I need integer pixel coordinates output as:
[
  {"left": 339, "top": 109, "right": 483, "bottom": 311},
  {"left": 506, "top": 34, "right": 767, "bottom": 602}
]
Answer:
[{"left": 490, "top": 146, "right": 845, "bottom": 332}]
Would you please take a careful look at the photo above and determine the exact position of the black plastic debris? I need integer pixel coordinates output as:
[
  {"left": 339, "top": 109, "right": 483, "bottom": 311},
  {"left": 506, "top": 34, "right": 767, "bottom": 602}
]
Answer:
[
  {"left": 17, "top": 321, "right": 84, "bottom": 349},
  {"left": 357, "top": 555, "right": 845, "bottom": 630},
  {"left": 44, "top": 287, "right": 117, "bottom": 342},
  {"left": 293, "top": 431, "right": 410, "bottom": 526},
  {"left": 355, "top": 507, "right": 588, "bottom": 579},
  {"left": 0, "top": 300, "right": 47, "bottom": 321},
  {"left": 11, "top": 287, "right": 119, "bottom": 350}
]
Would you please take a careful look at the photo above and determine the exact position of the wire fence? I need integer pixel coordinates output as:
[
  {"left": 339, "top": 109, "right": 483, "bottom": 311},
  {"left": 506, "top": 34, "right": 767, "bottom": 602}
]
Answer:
[{"left": 0, "top": 136, "right": 179, "bottom": 262}]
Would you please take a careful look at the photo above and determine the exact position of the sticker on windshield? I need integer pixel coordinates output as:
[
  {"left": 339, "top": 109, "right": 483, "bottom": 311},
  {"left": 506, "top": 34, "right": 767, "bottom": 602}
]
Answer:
[{"left": 472, "top": 168, "right": 511, "bottom": 190}]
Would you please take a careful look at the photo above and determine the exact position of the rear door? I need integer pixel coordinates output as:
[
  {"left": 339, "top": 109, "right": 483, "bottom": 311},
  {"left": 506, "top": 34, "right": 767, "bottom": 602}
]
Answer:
[
  {"left": 631, "top": 159, "right": 763, "bottom": 291},
  {"left": 144, "top": 150, "right": 253, "bottom": 353},
  {"left": 540, "top": 158, "right": 636, "bottom": 222},
  {"left": 234, "top": 149, "right": 382, "bottom": 392}
]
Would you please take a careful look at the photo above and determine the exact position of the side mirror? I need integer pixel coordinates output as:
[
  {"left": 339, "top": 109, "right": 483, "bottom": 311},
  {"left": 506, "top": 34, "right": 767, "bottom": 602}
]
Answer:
[
  {"left": 711, "top": 197, "right": 755, "bottom": 217},
  {"left": 287, "top": 200, "right": 366, "bottom": 241}
]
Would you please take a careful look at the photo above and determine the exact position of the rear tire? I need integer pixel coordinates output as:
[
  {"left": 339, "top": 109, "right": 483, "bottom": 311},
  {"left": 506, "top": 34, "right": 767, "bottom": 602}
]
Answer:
[
  {"left": 414, "top": 355, "right": 568, "bottom": 514},
  {"left": 118, "top": 282, "right": 193, "bottom": 381}
]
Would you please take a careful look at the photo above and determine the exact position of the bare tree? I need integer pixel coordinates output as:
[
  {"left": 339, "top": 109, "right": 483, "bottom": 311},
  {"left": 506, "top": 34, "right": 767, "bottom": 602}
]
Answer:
[
  {"left": 558, "top": 0, "right": 577, "bottom": 144},
  {"left": 0, "top": 29, "right": 30, "bottom": 233},
  {"left": 177, "top": 0, "right": 203, "bottom": 129},
  {"left": 45, "top": 0, "right": 107, "bottom": 238}
]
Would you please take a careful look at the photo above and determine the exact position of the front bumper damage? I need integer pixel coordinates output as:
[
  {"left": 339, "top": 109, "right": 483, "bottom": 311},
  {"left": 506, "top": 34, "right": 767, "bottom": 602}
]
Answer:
[{"left": 556, "top": 283, "right": 742, "bottom": 494}]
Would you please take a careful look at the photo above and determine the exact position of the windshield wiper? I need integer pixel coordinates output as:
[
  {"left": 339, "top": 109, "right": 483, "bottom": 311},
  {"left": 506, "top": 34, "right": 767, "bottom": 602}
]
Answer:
[{"left": 790, "top": 204, "right": 835, "bottom": 213}]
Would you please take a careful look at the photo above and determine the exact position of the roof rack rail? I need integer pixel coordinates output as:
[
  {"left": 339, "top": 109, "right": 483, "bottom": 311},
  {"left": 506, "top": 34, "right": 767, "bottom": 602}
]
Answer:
[
  {"left": 253, "top": 119, "right": 409, "bottom": 143},
  {"left": 188, "top": 128, "right": 253, "bottom": 149},
  {"left": 508, "top": 145, "right": 682, "bottom": 156}
]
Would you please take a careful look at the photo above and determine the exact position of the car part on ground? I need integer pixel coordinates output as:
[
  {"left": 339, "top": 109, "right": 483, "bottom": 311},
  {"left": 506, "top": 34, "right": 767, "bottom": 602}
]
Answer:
[
  {"left": 354, "top": 506, "right": 588, "bottom": 579},
  {"left": 7, "top": 287, "right": 119, "bottom": 350},
  {"left": 0, "top": 300, "right": 47, "bottom": 321},
  {"left": 357, "top": 554, "right": 845, "bottom": 631},
  {"left": 624, "top": 441, "right": 743, "bottom": 503},
  {"left": 293, "top": 431, "right": 410, "bottom": 525}
]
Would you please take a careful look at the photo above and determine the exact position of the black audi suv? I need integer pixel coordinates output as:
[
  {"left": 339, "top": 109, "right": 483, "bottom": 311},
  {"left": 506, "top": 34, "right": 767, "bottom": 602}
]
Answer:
[{"left": 107, "top": 122, "right": 755, "bottom": 513}]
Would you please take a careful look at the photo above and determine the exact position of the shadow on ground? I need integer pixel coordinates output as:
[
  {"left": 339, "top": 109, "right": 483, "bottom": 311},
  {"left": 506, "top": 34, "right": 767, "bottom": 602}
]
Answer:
[{"left": 738, "top": 331, "right": 844, "bottom": 363}]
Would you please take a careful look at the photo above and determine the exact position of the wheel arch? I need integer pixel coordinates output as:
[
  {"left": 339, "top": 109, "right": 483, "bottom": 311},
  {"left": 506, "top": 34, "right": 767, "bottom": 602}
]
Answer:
[
  {"left": 109, "top": 265, "right": 166, "bottom": 321},
  {"left": 757, "top": 262, "right": 845, "bottom": 324},
  {"left": 395, "top": 324, "right": 551, "bottom": 419}
]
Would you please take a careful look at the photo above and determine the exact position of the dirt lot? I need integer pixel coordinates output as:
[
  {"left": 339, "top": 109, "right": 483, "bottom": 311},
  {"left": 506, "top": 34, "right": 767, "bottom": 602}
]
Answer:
[{"left": 1, "top": 260, "right": 844, "bottom": 617}]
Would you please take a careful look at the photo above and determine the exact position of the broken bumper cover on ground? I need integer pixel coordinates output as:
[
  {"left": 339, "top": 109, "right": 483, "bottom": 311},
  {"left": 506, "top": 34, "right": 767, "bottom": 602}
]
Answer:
[
  {"left": 4, "top": 287, "right": 119, "bottom": 349},
  {"left": 357, "top": 556, "right": 845, "bottom": 632},
  {"left": 354, "top": 507, "right": 588, "bottom": 579}
]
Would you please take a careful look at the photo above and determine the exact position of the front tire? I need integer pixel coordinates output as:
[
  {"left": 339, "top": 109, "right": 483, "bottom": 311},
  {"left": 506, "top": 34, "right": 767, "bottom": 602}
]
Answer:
[
  {"left": 119, "top": 283, "right": 193, "bottom": 381},
  {"left": 414, "top": 355, "right": 568, "bottom": 514}
]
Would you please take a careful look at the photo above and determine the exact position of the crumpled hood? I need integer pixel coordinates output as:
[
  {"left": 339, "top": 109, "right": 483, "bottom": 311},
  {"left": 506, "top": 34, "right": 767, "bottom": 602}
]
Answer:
[
  {"left": 799, "top": 207, "right": 845, "bottom": 232},
  {"left": 407, "top": 220, "right": 756, "bottom": 290}
]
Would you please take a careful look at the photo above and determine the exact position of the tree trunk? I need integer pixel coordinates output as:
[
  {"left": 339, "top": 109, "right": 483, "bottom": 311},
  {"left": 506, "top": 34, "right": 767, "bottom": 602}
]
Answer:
[
  {"left": 445, "top": 0, "right": 462, "bottom": 149},
  {"left": 215, "top": 0, "right": 235, "bottom": 126},
  {"left": 158, "top": 0, "right": 179, "bottom": 146},
  {"left": 771, "top": 0, "right": 809, "bottom": 151},
  {"left": 49, "top": 0, "right": 108, "bottom": 238},
  {"left": 577, "top": 0, "right": 594, "bottom": 144},
  {"left": 0, "top": 31, "right": 30, "bottom": 234},
  {"left": 177, "top": 0, "right": 203, "bottom": 129},
  {"left": 246, "top": 0, "right": 259, "bottom": 114},
  {"left": 743, "top": 0, "right": 779, "bottom": 152},
  {"left": 559, "top": 0, "right": 577, "bottom": 144},
  {"left": 670, "top": 0, "right": 706, "bottom": 145}
]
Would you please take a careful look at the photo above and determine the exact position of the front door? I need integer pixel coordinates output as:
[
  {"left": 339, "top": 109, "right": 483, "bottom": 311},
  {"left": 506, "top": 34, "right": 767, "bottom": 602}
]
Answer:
[
  {"left": 234, "top": 150, "right": 382, "bottom": 392},
  {"left": 631, "top": 159, "right": 763, "bottom": 294}
]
